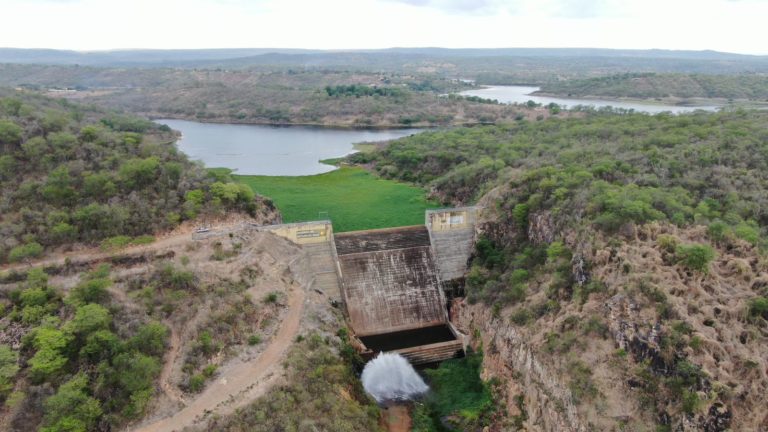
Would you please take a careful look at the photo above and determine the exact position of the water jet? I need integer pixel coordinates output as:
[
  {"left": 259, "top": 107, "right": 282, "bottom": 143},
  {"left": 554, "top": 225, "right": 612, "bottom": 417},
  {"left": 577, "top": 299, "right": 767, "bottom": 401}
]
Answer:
[{"left": 361, "top": 352, "right": 429, "bottom": 403}]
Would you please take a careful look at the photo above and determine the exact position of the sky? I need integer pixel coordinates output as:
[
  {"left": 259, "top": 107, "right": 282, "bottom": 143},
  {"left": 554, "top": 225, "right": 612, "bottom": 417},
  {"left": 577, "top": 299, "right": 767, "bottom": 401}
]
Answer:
[{"left": 1, "top": 0, "right": 767, "bottom": 54}]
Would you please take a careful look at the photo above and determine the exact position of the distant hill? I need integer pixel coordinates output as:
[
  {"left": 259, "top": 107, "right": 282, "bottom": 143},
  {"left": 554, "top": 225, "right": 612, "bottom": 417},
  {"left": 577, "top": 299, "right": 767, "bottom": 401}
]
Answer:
[
  {"left": 0, "top": 48, "right": 321, "bottom": 67},
  {"left": 537, "top": 73, "right": 768, "bottom": 101},
  {"left": 1, "top": 48, "right": 767, "bottom": 77},
  {"left": 377, "top": 47, "right": 766, "bottom": 60}
]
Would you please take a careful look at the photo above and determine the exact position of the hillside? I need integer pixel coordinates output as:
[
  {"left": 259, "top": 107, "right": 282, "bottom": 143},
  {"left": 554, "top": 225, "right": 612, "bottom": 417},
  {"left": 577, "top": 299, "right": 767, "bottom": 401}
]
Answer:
[
  {"left": 356, "top": 109, "right": 768, "bottom": 430},
  {"left": 0, "top": 222, "right": 382, "bottom": 431},
  {"left": 0, "top": 89, "right": 277, "bottom": 263},
  {"left": 0, "top": 65, "right": 549, "bottom": 127},
  {"left": 538, "top": 73, "right": 768, "bottom": 101},
  {"left": 0, "top": 89, "right": 390, "bottom": 432}
]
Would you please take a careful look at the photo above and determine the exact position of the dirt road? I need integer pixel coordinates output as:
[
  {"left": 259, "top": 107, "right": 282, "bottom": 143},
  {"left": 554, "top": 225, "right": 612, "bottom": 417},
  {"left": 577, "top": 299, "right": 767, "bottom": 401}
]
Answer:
[
  {"left": 0, "top": 219, "right": 248, "bottom": 275},
  {"left": 131, "top": 284, "right": 304, "bottom": 432},
  {"left": 2, "top": 217, "right": 309, "bottom": 431}
]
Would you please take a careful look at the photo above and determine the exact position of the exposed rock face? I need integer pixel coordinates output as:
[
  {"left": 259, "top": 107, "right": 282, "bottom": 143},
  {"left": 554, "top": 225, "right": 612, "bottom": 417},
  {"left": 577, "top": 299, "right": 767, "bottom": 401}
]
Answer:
[
  {"left": 571, "top": 254, "right": 590, "bottom": 287},
  {"left": 0, "top": 320, "right": 25, "bottom": 349},
  {"left": 527, "top": 211, "right": 556, "bottom": 245},
  {"left": 604, "top": 294, "right": 671, "bottom": 375},
  {"left": 452, "top": 299, "right": 588, "bottom": 432},
  {"left": 457, "top": 212, "right": 765, "bottom": 431},
  {"left": 254, "top": 195, "right": 282, "bottom": 225}
]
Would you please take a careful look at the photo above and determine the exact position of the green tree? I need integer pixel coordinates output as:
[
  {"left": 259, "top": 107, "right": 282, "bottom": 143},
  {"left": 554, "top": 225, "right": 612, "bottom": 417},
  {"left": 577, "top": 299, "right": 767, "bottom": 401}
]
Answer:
[
  {"left": 40, "top": 112, "right": 69, "bottom": 134},
  {"left": 0, "top": 345, "right": 19, "bottom": 398},
  {"left": 0, "top": 155, "right": 15, "bottom": 180},
  {"left": 184, "top": 188, "right": 205, "bottom": 218},
  {"left": 67, "top": 276, "right": 111, "bottom": 306},
  {"left": 21, "top": 136, "right": 48, "bottom": 160},
  {"left": 28, "top": 328, "right": 72, "bottom": 382},
  {"left": 0, "top": 119, "right": 23, "bottom": 148},
  {"left": 106, "top": 352, "right": 161, "bottom": 418},
  {"left": 83, "top": 172, "right": 117, "bottom": 199},
  {"left": 749, "top": 297, "right": 768, "bottom": 320},
  {"left": 8, "top": 242, "right": 43, "bottom": 263},
  {"left": 79, "top": 330, "right": 122, "bottom": 363},
  {"left": 65, "top": 304, "right": 112, "bottom": 336},
  {"left": 128, "top": 322, "right": 168, "bottom": 357},
  {"left": 41, "top": 374, "right": 102, "bottom": 432},
  {"left": 79, "top": 125, "right": 101, "bottom": 142},
  {"left": 675, "top": 244, "right": 716, "bottom": 273},
  {"left": 118, "top": 157, "right": 160, "bottom": 190},
  {"left": 42, "top": 166, "right": 76, "bottom": 205},
  {"left": 51, "top": 222, "right": 77, "bottom": 242}
]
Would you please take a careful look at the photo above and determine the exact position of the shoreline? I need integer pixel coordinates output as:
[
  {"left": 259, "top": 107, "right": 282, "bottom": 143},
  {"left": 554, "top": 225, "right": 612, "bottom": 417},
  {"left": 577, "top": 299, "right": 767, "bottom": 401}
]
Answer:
[
  {"left": 529, "top": 91, "right": 768, "bottom": 110},
  {"left": 456, "top": 85, "right": 734, "bottom": 111},
  {"left": 465, "top": 85, "right": 766, "bottom": 110},
  {"left": 149, "top": 114, "right": 484, "bottom": 131},
  {"left": 530, "top": 90, "right": 727, "bottom": 108}
]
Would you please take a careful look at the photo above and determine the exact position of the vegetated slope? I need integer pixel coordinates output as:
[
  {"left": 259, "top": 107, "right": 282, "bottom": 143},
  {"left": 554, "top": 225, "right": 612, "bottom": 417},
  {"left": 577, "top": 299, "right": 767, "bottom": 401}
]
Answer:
[
  {"left": 201, "top": 331, "right": 383, "bottom": 432},
  {"left": 0, "top": 65, "right": 548, "bottom": 127},
  {"left": 236, "top": 167, "right": 438, "bottom": 232},
  {"left": 358, "top": 110, "right": 768, "bottom": 430},
  {"left": 0, "top": 89, "right": 275, "bottom": 263},
  {"left": 0, "top": 225, "right": 312, "bottom": 431},
  {"left": 538, "top": 73, "right": 768, "bottom": 101}
]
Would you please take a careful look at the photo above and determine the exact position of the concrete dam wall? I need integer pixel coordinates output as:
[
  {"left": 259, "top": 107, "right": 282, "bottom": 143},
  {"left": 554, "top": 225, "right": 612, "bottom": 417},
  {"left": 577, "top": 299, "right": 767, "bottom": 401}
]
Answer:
[
  {"left": 335, "top": 226, "right": 447, "bottom": 337},
  {"left": 260, "top": 208, "right": 478, "bottom": 365},
  {"left": 426, "top": 206, "right": 478, "bottom": 282}
]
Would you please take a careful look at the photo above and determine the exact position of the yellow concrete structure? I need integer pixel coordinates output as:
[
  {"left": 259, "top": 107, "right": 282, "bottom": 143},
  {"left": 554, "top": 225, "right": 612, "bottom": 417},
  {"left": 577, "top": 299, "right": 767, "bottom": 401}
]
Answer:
[
  {"left": 262, "top": 221, "right": 333, "bottom": 245},
  {"left": 426, "top": 207, "right": 477, "bottom": 231}
]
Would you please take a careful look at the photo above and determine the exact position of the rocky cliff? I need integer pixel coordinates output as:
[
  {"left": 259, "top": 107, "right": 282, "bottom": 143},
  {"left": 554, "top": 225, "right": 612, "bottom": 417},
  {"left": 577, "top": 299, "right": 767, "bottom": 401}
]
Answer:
[{"left": 453, "top": 207, "right": 768, "bottom": 431}]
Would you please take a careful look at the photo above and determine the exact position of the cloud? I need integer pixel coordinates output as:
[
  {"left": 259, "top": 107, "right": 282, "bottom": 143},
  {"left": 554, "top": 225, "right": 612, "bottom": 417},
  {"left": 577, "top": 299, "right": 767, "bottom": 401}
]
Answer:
[
  {"left": 381, "top": 0, "right": 514, "bottom": 14},
  {"left": 1, "top": 0, "right": 767, "bottom": 54},
  {"left": 381, "top": 0, "right": 620, "bottom": 17}
]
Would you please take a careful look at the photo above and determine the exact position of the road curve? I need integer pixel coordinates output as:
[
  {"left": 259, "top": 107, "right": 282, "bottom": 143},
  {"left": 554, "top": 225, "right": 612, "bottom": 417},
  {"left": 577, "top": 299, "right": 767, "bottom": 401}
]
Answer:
[{"left": 130, "top": 285, "right": 304, "bottom": 432}]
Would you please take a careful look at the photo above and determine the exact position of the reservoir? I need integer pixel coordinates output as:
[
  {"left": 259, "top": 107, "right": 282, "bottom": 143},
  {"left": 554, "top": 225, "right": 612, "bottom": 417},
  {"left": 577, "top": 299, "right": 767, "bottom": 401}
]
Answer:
[
  {"left": 459, "top": 85, "right": 721, "bottom": 114},
  {"left": 156, "top": 119, "right": 420, "bottom": 176}
]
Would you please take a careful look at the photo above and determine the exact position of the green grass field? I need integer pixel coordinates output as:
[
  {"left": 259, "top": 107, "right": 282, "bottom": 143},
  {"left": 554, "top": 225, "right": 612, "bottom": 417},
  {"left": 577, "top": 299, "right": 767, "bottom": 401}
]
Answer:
[{"left": 236, "top": 167, "right": 439, "bottom": 232}]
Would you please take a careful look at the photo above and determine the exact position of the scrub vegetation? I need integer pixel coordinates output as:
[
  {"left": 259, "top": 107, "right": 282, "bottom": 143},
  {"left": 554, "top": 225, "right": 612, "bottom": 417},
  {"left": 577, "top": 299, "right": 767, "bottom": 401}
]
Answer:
[
  {"left": 412, "top": 351, "right": 498, "bottom": 432},
  {"left": 236, "top": 166, "right": 438, "bottom": 232},
  {"left": 0, "top": 266, "right": 167, "bottom": 431},
  {"left": 0, "top": 67, "right": 546, "bottom": 128},
  {"left": 357, "top": 107, "right": 768, "bottom": 430},
  {"left": 539, "top": 72, "right": 768, "bottom": 101},
  {"left": 0, "top": 89, "right": 271, "bottom": 263},
  {"left": 205, "top": 332, "right": 383, "bottom": 432},
  {"left": 358, "top": 109, "right": 768, "bottom": 225}
]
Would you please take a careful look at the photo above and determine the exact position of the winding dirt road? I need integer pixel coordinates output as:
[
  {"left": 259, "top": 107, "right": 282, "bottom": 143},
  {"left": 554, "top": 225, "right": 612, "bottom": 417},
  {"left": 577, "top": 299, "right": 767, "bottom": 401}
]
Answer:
[
  {"left": 2, "top": 218, "right": 307, "bottom": 431},
  {"left": 131, "top": 284, "right": 304, "bottom": 432}
]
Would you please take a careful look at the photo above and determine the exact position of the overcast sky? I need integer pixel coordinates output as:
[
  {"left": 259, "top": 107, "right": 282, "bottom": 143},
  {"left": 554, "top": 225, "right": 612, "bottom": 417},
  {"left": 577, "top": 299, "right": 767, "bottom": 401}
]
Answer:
[{"left": 1, "top": 0, "right": 766, "bottom": 54}]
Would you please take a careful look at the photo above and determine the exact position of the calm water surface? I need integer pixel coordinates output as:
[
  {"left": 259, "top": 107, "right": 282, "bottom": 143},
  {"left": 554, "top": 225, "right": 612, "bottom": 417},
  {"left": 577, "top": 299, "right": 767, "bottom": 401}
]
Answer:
[
  {"left": 459, "top": 85, "right": 721, "bottom": 114},
  {"left": 156, "top": 119, "right": 420, "bottom": 176}
]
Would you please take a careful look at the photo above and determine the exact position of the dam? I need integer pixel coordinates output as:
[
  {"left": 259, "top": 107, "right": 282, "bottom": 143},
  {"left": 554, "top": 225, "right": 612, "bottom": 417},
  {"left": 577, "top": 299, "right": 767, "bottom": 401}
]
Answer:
[{"left": 255, "top": 206, "right": 479, "bottom": 365}]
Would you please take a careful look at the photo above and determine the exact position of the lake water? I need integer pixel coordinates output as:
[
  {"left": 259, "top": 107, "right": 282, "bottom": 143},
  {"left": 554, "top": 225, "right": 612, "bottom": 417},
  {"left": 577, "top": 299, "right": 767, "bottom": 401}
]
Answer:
[
  {"left": 156, "top": 119, "right": 420, "bottom": 176},
  {"left": 459, "top": 85, "right": 721, "bottom": 114}
]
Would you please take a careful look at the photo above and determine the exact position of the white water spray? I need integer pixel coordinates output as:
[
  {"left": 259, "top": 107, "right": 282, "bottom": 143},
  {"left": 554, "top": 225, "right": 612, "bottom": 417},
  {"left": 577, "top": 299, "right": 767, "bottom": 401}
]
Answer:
[{"left": 361, "top": 353, "right": 429, "bottom": 403}]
